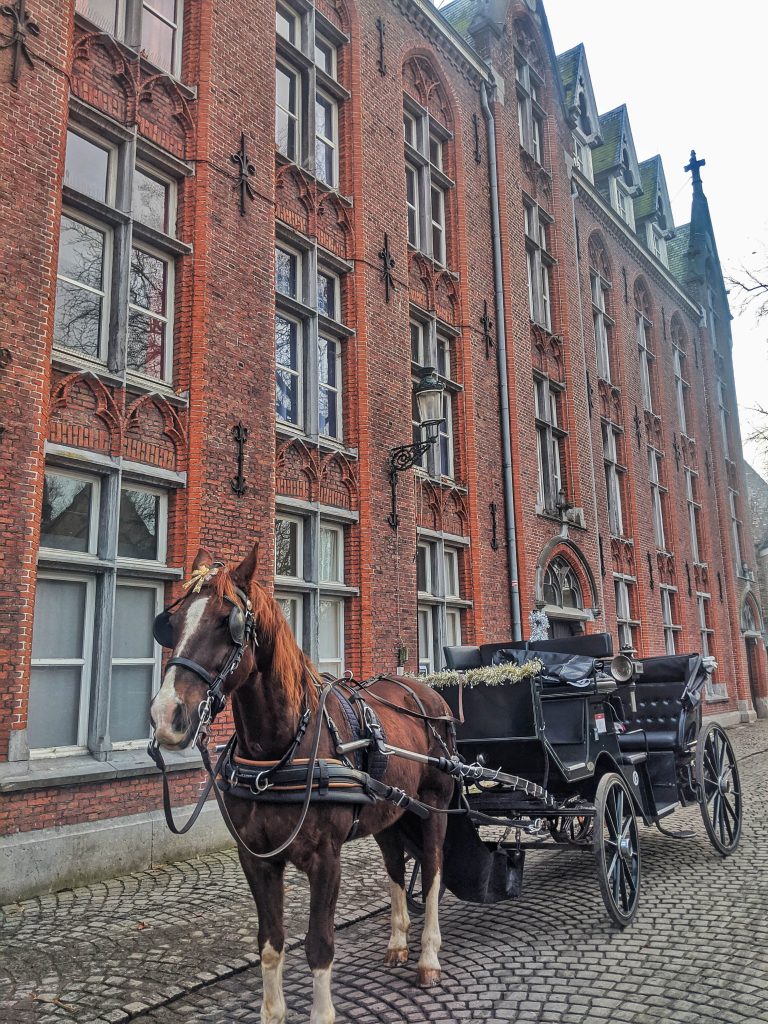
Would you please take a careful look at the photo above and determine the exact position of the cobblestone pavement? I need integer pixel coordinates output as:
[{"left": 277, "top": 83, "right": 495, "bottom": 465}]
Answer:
[{"left": 2, "top": 721, "right": 767, "bottom": 1024}]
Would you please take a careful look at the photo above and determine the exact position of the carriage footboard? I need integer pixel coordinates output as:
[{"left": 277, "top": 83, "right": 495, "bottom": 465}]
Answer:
[{"left": 442, "top": 812, "right": 525, "bottom": 904}]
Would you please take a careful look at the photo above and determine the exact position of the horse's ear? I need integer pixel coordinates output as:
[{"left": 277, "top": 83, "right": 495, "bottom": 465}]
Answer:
[
  {"left": 232, "top": 542, "right": 260, "bottom": 588},
  {"left": 192, "top": 548, "right": 213, "bottom": 571}
]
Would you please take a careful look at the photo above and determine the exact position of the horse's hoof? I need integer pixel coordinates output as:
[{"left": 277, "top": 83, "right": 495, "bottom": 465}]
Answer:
[
  {"left": 418, "top": 967, "right": 441, "bottom": 988},
  {"left": 384, "top": 946, "right": 409, "bottom": 966}
]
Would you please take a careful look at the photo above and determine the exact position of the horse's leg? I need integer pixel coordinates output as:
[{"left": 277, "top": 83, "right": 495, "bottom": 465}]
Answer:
[
  {"left": 305, "top": 847, "right": 341, "bottom": 1024},
  {"left": 374, "top": 826, "right": 410, "bottom": 966},
  {"left": 241, "top": 857, "right": 287, "bottom": 1024},
  {"left": 417, "top": 811, "right": 447, "bottom": 988}
]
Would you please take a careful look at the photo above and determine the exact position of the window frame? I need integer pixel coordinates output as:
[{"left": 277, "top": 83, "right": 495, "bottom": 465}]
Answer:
[
  {"left": 314, "top": 88, "right": 339, "bottom": 189},
  {"left": 660, "top": 585, "right": 680, "bottom": 656},
  {"left": 109, "top": 577, "right": 164, "bottom": 749},
  {"left": 117, "top": 482, "right": 168, "bottom": 564},
  {"left": 685, "top": 466, "right": 703, "bottom": 565},
  {"left": 515, "top": 53, "right": 546, "bottom": 166},
  {"left": 416, "top": 535, "right": 466, "bottom": 673},
  {"left": 636, "top": 311, "right": 654, "bottom": 414},
  {"left": 614, "top": 574, "right": 639, "bottom": 652},
  {"left": 524, "top": 200, "right": 554, "bottom": 331},
  {"left": 535, "top": 375, "right": 565, "bottom": 515},
  {"left": 648, "top": 446, "right": 668, "bottom": 553},
  {"left": 39, "top": 467, "right": 102, "bottom": 559},
  {"left": 75, "top": 1, "right": 185, "bottom": 80},
  {"left": 602, "top": 420, "right": 626, "bottom": 538},
  {"left": 127, "top": 240, "right": 175, "bottom": 383},
  {"left": 590, "top": 270, "right": 613, "bottom": 382},
  {"left": 55, "top": 208, "right": 114, "bottom": 366},
  {"left": 403, "top": 97, "right": 454, "bottom": 265}
]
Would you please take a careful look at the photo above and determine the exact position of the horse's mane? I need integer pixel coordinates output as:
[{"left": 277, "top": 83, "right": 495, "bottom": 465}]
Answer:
[{"left": 210, "top": 568, "right": 318, "bottom": 714}]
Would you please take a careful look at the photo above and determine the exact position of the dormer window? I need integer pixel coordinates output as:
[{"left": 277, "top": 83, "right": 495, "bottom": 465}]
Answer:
[
  {"left": 573, "top": 132, "right": 593, "bottom": 182},
  {"left": 647, "top": 223, "right": 667, "bottom": 266},
  {"left": 613, "top": 177, "right": 635, "bottom": 229}
]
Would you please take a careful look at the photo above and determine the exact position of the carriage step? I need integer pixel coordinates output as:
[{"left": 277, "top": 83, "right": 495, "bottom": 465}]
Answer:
[{"left": 620, "top": 752, "right": 647, "bottom": 766}]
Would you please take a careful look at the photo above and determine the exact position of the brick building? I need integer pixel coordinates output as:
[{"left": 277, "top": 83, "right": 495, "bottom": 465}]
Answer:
[{"left": 1, "top": 0, "right": 765, "bottom": 895}]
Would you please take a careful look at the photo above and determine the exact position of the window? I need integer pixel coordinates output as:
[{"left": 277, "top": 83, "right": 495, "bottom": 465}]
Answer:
[
  {"left": 75, "top": 1, "right": 183, "bottom": 77},
  {"left": 543, "top": 556, "right": 583, "bottom": 610},
  {"left": 404, "top": 101, "right": 453, "bottom": 265},
  {"left": 55, "top": 121, "right": 181, "bottom": 381},
  {"left": 535, "top": 377, "right": 565, "bottom": 514},
  {"left": 717, "top": 377, "right": 730, "bottom": 458},
  {"left": 648, "top": 447, "right": 668, "bottom": 552},
  {"left": 613, "top": 178, "right": 635, "bottom": 229},
  {"left": 525, "top": 201, "right": 553, "bottom": 331},
  {"left": 729, "top": 488, "right": 744, "bottom": 575},
  {"left": 274, "top": 511, "right": 350, "bottom": 674},
  {"left": 515, "top": 54, "right": 545, "bottom": 164},
  {"left": 410, "top": 315, "right": 459, "bottom": 480},
  {"left": 275, "top": 4, "right": 344, "bottom": 188},
  {"left": 417, "top": 538, "right": 465, "bottom": 673},
  {"left": 590, "top": 271, "right": 612, "bottom": 381},
  {"left": 573, "top": 132, "right": 593, "bottom": 182},
  {"left": 697, "top": 592, "right": 714, "bottom": 659},
  {"left": 274, "top": 240, "right": 349, "bottom": 439},
  {"left": 685, "top": 467, "right": 703, "bottom": 565},
  {"left": 30, "top": 466, "right": 172, "bottom": 755},
  {"left": 614, "top": 576, "right": 639, "bottom": 652},
  {"left": 602, "top": 421, "right": 625, "bottom": 537},
  {"left": 672, "top": 334, "right": 690, "bottom": 436},
  {"left": 636, "top": 312, "right": 654, "bottom": 414},
  {"left": 661, "top": 586, "right": 680, "bottom": 656},
  {"left": 648, "top": 224, "right": 668, "bottom": 266}
]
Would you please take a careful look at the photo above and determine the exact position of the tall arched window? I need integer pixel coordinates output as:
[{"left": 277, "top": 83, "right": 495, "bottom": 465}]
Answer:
[
  {"left": 670, "top": 315, "right": 691, "bottom": 438},
  {"left": 588, "top": 234, "right": 614, "bottom": 383},
  {"left": 543, "top": 556, "right": 583, "bottom": 610},
  {"left": 634, "top": 278, "right": 655, "bottom": 414}
]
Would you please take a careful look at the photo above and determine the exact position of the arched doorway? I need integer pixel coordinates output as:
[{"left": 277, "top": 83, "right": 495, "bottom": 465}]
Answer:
[
  {"left": 741, "top": 594, "right": 765, "bottom": 717},
  {"left": 541, "top": 555, "right": 588, "bottom": 638}
]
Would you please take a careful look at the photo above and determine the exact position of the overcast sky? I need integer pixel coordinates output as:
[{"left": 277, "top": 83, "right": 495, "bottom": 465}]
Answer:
[{"left": 542, "top": 0, "right": 768, "bottom": 474}]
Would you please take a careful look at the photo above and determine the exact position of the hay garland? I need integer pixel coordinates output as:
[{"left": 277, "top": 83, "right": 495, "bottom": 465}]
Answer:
[{"left": 407, "top": 659, "right": 542, "bottom": 690}]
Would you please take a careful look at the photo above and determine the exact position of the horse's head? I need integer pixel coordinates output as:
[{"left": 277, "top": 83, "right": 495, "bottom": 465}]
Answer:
[{"left": 149, "top": 545, "right": 262, "bottom": 749}]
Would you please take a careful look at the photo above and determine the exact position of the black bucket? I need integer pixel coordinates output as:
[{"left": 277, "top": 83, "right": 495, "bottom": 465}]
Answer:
[{"left": 442, "top": 812, "right": 525, "bottom": 904}]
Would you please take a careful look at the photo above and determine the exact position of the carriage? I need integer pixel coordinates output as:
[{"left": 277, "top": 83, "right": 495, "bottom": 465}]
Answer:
[{"left": 417, "top": 631, "right": 743, "bottom": 926}]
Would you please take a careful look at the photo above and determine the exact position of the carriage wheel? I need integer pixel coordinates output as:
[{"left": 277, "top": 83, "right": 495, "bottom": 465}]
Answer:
[
  {"left": 593, "top": 773, "right": 641, "bottom": 928},
  {"left": 695, "top": 722, "right": 742, "bottom": 856}
]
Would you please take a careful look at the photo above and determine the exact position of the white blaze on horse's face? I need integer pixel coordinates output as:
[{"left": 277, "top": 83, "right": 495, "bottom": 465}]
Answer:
[{"left": 151, "top": 596, "right": 211, "bottom": 747}]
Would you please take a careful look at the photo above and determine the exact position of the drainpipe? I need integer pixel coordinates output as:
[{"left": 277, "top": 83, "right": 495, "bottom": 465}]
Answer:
[{"left": 481, "top": 78, "right": 522, "bottom": 642}]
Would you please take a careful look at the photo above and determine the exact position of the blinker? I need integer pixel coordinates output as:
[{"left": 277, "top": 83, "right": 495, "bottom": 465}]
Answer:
[{"left": 153, "top": 609, "right": 174, "bottom": 649}]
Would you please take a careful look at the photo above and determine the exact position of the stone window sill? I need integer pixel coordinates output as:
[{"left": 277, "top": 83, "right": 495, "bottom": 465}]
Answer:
[{"left": 0, "top": 747, "right": 202, "bottom": 794}]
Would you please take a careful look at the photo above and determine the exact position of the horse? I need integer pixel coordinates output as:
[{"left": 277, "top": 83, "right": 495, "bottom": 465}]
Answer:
[{"left": 149, "top": 546, "right": 456, "bottom": 1024}]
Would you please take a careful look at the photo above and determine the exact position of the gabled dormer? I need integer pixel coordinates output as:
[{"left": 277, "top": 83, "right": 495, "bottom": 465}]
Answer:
[
  {"left": 635, "top": 156, "right": 675, "bottom": 266},
  {"left": 592, "top": 105, "right": 642, "bottom": 229},
  {"left": 557, "top": 43, "right": 602, "bottom": 182}
]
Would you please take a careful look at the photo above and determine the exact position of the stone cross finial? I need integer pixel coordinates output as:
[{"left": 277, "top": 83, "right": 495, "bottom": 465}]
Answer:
[{"left": 684, "top": 150, "right": 706, "bottom": 184}]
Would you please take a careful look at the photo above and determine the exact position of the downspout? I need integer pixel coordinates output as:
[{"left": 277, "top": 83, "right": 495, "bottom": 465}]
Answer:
[{"left": 481, "top": 79, "right": 522, "bottom": 642}]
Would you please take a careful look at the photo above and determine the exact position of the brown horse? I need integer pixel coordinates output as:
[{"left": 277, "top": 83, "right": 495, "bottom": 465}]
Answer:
[{"left": 149, "top": 546, "right": 455, "bottom": 1024}]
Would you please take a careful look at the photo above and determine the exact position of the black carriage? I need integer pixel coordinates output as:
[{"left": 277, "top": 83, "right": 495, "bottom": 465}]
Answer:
[{"left": 426, "top": 632, "right": 742, "bottom": 926}]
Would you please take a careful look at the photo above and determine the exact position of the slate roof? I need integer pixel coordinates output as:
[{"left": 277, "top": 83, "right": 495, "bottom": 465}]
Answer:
[
  {"left": 635, "top": 156, "right": 661, "bottom": 222},
  {"left": 557, "top": 44, "right": 582, "bottom": 107},
  {"left": 591, "top": 106, "right": 626, "bottom": 177},
  {"left": 666, "top": 223, "right": 691, "bottom": 284},
  {"left": 439, "top": 0, "right": 476, "bottom": 40}
]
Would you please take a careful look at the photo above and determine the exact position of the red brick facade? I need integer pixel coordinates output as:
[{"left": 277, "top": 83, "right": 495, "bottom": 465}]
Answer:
[{"left": 0, "top": 0, "right": 765, "bottom": 842}]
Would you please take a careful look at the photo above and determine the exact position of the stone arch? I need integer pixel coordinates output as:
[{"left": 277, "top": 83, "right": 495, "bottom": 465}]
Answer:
[
  {"left": 587, "top": 231, "right": 612, "bottom": 283},
  {"left": 72, "top": 31, "right": 138, "bottom": 124},
  {"left": 670, "top": 312, "right": 688, "bottom": 350},
  {"left": 633, "top": 275, "right": 653, "bottom": 320},
  {"left": 318, "top": 451, "right": 358, "bottom": 510},
  {"left": 138, "top": 75, "right": 195, "bottom": 157},
  {"left": 741, "top": 591, "right": 763, "bottom": 634},
  {"left": 402, "top": 51, "right": 455, "bottom": 131},
  {"left": 49, "top": 371, "right": 122, "bottom": 453},
  {"left": 535, "top": 538, "right": 599, "bottom": 613}
]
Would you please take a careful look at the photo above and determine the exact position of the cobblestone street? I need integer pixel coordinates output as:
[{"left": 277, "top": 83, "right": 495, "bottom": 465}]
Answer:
[{"left": 2, "top": 721, "right": 767, "bottom": 1024}]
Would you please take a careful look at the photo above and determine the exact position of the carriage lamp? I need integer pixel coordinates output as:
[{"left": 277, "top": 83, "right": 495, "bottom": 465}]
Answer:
[{"left": 387, "top": 368, "right": 445, "bottom": 530}]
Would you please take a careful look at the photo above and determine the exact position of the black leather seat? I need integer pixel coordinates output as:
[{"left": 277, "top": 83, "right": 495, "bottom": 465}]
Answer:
[{"left": 619, "top": 728, "right": 677, "bottom": 752}]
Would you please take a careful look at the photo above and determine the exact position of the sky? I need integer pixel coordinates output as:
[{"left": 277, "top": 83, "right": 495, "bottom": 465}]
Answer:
[
  {"left": 543, "top": 0, "right": 768, "bottom": 475},
  {"left": 439, "top": 0, "right": 768, "bottom": 475}
]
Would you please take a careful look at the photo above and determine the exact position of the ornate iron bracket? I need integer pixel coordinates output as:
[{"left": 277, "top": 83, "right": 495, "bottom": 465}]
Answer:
[
  {"left": 481, "top": 299, "right": 494, "bottom": 359},
  {"left": 717, "top": 570, "right": 724, "bottom": 602},
  {"left": 231, "top": 133, "right": 256, "bottom": 216},
  {"left": 375, "top": 16, "right": 386, "bottom": 76},
  {"left": 705, "top": 449, "right": 712, "bottom": 485},
  {"left": 647, "top": 551, "right": 654, "bottom": 590},
  {"left": 231, "top": 421, "right": 248, "bottom": 496},
  {"left": 472, "top": 113, "right": 482, "bottom": 164},
  {"left": 489, "top": 501, "right": 499, "bottom": 550},
  {"left": 0, "top": 0, "right": 40, "bottom": 85},
  {"left": 621, "top": 266, "right": 629, "bottom": 304},
  {"left": 379, "top": 232, "right": 396, "bottom": 302},
  {"left": 387, "top": 438, "right": 435, "bottom": 530},
  {"left": 685, "top": 560, "right": 692, "bottom": 597},
  {"left": 586, "top": 369, "right": 593, "bottom": 417},
  {"left": 633, "top": 405, "right": 642, "bottom": 447},
  {"left": 598, "top": 535, "right": 606, "bottom": 577}
]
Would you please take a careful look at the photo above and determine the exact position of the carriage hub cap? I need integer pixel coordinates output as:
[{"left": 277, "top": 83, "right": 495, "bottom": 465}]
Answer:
[
  {"left": 619, "top": 836, "right": 633, "bottom": 861},
  {"left": 718, "top": 776, "right": 731, "bottom": 795}
]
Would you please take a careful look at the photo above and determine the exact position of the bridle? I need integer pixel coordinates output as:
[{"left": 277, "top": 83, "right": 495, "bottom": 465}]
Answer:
[{"left": 148, "top": 578, "right": 258, "bottom": 756}]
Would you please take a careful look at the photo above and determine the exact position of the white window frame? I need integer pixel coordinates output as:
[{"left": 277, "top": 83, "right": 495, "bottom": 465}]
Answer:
[
  {"left": 603, "top": 421, "right": 625, "bottom": 538},
  {"left": 276, "top": 2, "right": 298, "bottom": 43},
  {"left": 697, "top": 592, "right": 714, "bottom": 660},
  {"left": 275, "top": 513, "right": 304, "bottom": 581},
  {"left": 276, "top": 60, "right": 300, "bottom": 161},
  {"left": 117, "top": 483, "right": 168, "bottom": 565},
  {"left": 525, "top": 201, "right": 553, "bottom": 331},
  {"left": 133, "top": 162, "right": 177, "bottom": 237},
  {"left": 535, "top": 376, "right": 565, "bottom": 514},
  {"left": 275, "top": 312, "right": 303, "bottom": 428},
  {"left": 317, "top": 267, "right": 339, "bottom": 321},
  {"left": 515, "top": 54, "right": 545, "bottom": 165},
  {"left": 673, "top": 342, "right": 689, "bottom": 436},
  {"left": 315, "top": 89, "right": 338, "bottom": 189},
  {"left": 729, "top": 488, "right": 744, "bottom": 574},
  {"left": 591, "top": 271, "right": 612, "bottom": 381},
  {"left": 648, "top": 223, "right": 668, "bottom": 266},
  {"left": 276, "top": 591, "right": 303, "bottom": 644},
  {"left": 55, "top": 209, "right": 113, "bottom": 365},
  {"left": 110, "top": 578, "right": 164, "bottom": 749},
  {"left": 636, "top": 312, "right": 654, "bottom": 414},
  {"left": 614, "top": 575, "right": 638, "bottom": 652},
  {"left": 127, "top": 241, "right": 174, "bottom": 383},
  {"left": 660, "top": 585, "right": 680, "bottom": 656},
  {"left": 573, "top": 131, "right": 593, "bottom": 182},
  {"left": 142, "top": 0, "right": 184, "bottom": 78},
  {"left": 717, "top": 378, "right": 731, "bottom": 458},
  {"left": 39, "top": 468, "right": 102, "bottom": 558},
  {"left": 430, "top": 184, "right": 446, "bottom": 266},
  {"left": 685, "top": 467, "right": 702, "bottom": 565},
  {"left": 318, "top": 596, "right": 344, "bottom": 676},
  {"left": 613, "top": 177, "right": 635, "bottom": 229},
  {"left": 648, "top": 447, "right": 667, "bottom": 552},
  {"left": 75, "top": 2, "right": 184, "bottom": 79},
  {"left": 318, "top": 334, "right": 342, "bottom": 440},
  {"left": 65, "top": 126, "right": 118, "bottom": 205},
  {"left": 404, "top": 99, "right": 453, "bottom": 264},
  {"left": 29, "top": 571, "right": 96, "bottom": 756},
  {"left": 406, "top": 162, "right": 421, "bottom": 249},
  {"left": 319, "top": 522, "right": 344, "bottom": 584}
]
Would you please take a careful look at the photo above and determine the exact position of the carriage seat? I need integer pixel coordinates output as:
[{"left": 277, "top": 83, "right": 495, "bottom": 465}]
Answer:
[{"left": 443, "top": 645, "right": 482, "bottom": 671}]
